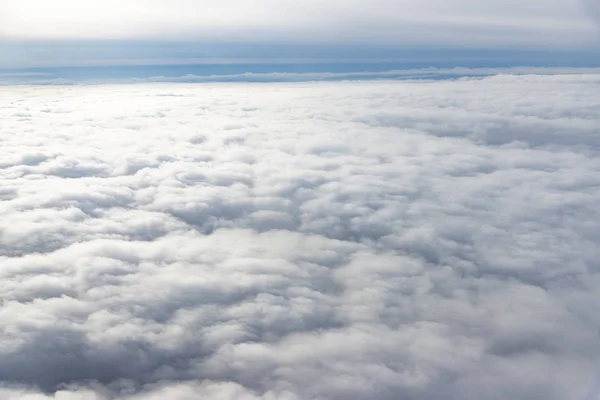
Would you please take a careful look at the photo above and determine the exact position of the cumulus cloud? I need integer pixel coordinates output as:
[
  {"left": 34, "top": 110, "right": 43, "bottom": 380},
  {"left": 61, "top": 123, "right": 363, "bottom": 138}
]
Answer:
[
  {"left": 1, "top": 75, "right": 600, "bottom": 399},
  {"left": 0, "top": 0, "right": 597, "bottom": 49}
]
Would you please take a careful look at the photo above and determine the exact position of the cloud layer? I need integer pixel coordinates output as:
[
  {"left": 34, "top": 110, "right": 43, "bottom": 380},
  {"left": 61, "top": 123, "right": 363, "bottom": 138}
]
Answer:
[
  {"left": 1, "top": 0, "right": 598, "bottom": 49},
  {"left": 1, "top": 75, "right": 600, "bottom": 399},
  {"left": 4, "top": 66, "right": 600, "bottom": 86}
]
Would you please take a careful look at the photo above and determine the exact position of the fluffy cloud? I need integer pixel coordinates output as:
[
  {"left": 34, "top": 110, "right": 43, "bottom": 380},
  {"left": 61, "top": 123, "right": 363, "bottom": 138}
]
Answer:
[
  {"left": 0, "top": 0, "right": 598, "bottom": 49},
  {"left": 1, "top": 75, "right": 600, "bottom": 400}
]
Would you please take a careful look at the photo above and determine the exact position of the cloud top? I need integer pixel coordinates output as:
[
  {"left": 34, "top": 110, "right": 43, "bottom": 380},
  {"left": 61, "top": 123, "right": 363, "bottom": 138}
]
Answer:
[{"left": 1, "top": 76, "right": 600, "bottom": 399}]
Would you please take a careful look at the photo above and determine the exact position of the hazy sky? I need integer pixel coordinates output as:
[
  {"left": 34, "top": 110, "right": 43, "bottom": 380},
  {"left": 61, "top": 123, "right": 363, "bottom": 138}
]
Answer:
[
  {"left": 0, "top": 0, "right": 600, "bottom": 68},
  {"left": 1, "top": 0, "right": 599, "bottom": 68}
]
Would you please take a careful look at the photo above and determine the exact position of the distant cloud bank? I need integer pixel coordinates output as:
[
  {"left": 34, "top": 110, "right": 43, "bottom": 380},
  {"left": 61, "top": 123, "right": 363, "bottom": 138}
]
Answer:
[{"left": 3, "top": 66, "right": 600, "bottom": 85}]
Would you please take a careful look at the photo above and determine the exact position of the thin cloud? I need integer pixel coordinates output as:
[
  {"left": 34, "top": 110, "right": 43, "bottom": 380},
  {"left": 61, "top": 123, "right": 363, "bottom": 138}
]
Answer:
[{"left": 0, "top": 0, "right": 597, "bottom": 49}]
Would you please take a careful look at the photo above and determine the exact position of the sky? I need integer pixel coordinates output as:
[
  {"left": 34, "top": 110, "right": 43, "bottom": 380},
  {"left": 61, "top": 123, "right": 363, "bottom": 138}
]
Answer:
[
  {"left": 1, "top": 74, "right": 600, "bottom": 399},
  {"left": 1, "top": 0, "right": 600, "bottom": 68}
]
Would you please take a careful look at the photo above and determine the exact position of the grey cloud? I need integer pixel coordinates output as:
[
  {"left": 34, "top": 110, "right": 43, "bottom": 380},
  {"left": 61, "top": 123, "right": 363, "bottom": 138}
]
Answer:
[
  {"left": 5, "top": 67, "right": 600, "bottom": 86},
  {"left": 0, "top": 75, "right": 600, "bottom": 399},
  {"left": 1, "top": 0, "right": 596, "bottom": 51},
  {"left": 582, "top": 0, "right": 600, "bottom": 27}
]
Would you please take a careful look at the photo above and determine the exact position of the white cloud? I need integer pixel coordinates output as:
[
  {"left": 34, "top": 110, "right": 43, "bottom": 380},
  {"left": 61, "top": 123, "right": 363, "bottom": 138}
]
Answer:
[
  {"left": 0, "top": 0, "right": 598, "bottom": 48},
  {"left": 1, "top": 75, "right": 600, "bottom": 399},
  {"left": 5, "top": 67, "right": 600, "bottom": 86}
]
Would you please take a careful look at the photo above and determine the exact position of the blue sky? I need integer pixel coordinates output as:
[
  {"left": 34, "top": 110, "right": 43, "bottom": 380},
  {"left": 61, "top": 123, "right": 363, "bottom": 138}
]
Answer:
[{"left": 1, "top": 0, "right": 600, "bottom": 69}]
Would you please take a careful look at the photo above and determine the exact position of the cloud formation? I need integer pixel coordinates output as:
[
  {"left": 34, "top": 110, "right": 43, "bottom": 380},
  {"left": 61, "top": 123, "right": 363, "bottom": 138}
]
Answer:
[
  {"left": 0, "top": 0, "right": 598, "bottom": 49},
  {"left": 1, "top": 75, "right": 600, "bottom": 399},
  {"left": 4, "top": 66, "right": 600, "bottom": 86}
]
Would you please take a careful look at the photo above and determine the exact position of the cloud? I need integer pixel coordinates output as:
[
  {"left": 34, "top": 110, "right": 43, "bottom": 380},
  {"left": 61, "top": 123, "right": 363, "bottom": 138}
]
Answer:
[
  {"left": 582, "top": 0, "right": 600, "bottom": 42},
  {"left": 4, "top": 66, "right": 600, "bottom": 86},
  {"left": 1, "top": 75, "right": 600, "bottom": 399},
  {"left": 582, "top": 0, "right": 600, "bottom": 25},
  {"left": 0, "top": 0, "right": 598, "bottom": 49}
]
